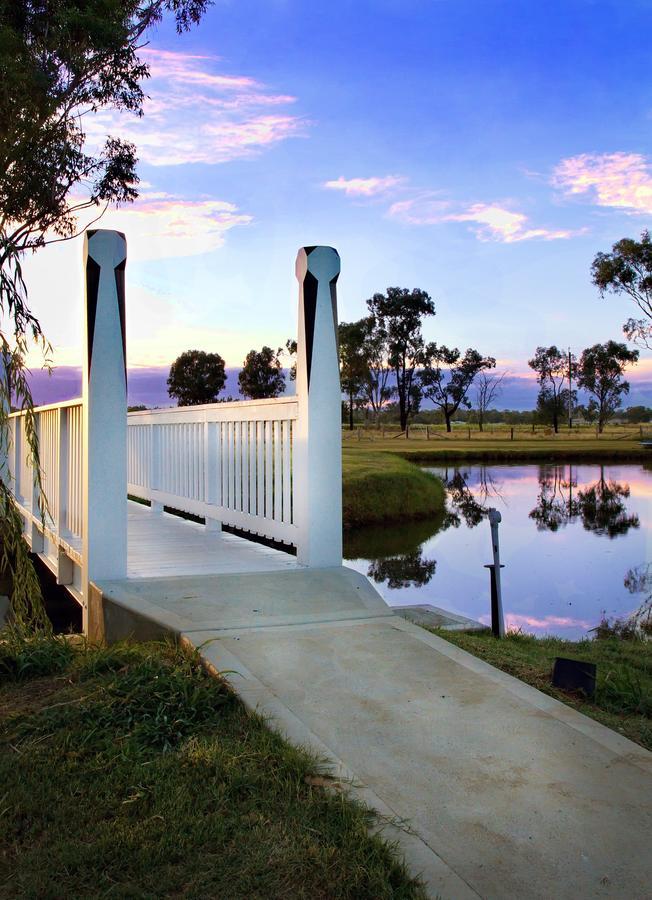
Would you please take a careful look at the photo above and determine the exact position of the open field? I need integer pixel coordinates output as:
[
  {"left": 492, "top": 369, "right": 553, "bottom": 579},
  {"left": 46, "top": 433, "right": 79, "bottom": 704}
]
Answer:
[
  {"left": 431, "top": 629, "right": 652, "bottom": 751},
  {"left": 0, "top": 637, "right": 425, "bottom": 900},
  {"left": 342, "top": 423, "right": 651, "bottom": 462}
]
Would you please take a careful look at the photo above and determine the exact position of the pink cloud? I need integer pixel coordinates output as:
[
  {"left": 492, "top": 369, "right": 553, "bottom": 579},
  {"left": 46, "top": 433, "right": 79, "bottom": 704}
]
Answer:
[
  {"left": 98, "top": 191, "right": 253, "bottom": 259},
  {"left": 86, "top": 48, "right": 306, "bottom": 166},
  {"left": 140, "top": 48, "right": 256, "bottom": 90},
  {"left": 389, "top": 195, "right": 577, "bottom": 243},
  {"left": 552, "top": 152, "right": 652, "bottom": 215},
  {"left": 387, "top": 194, "right": 451, "bottom": 224},
  {"left": 323, "top": 175, "right": 405, "bottom": 197},
  {"left": 479, "top": 613, "right": 593, "bottom": 632}
]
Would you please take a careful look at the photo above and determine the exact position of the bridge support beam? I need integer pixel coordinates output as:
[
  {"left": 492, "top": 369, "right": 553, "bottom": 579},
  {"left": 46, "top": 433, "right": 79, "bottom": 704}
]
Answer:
[
  {"left": 82, "top": 230, "right": 128, "bottom": 634},
  {"left": 294, "top": 246, "right": 342, "bottom": 568}
]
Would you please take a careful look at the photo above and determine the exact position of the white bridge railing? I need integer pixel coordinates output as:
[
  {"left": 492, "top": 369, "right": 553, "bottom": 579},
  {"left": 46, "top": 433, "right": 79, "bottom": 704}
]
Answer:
[
  {"left": 2, "top": 233, "right": 343, "bottom": 634},
  {"left": 127, "top": 397, "right": 298, "bottom": 545},
  {"left": 8, "top": 399, "right": 84, "bottom": 596}
]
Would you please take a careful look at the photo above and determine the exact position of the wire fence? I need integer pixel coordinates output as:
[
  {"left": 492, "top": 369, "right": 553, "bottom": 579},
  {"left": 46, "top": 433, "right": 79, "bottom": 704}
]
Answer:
[{"left": 341, "top": 422, "right": 648, "bottom": 443}]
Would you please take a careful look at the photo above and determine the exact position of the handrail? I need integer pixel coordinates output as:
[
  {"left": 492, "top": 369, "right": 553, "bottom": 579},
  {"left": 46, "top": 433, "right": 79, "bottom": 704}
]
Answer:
[
  {"left": 9, "top": 397, "right": 83, "bottom": 417},
  {"left": 127, "top": 394, "right": 297, "bottom": 418},
  {"left": 6, "top": 400, "right": 84, "bottom": 573},
  {"left": 1, "top": 236, "right": 343, "bottom": 635},
  {"left": 127, "top": 394, "right": 298, "bottom": 546}
]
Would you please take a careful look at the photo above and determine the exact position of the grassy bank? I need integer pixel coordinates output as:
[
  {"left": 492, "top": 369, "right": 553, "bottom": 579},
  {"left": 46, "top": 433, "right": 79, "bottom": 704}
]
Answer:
[
  {"left": 342, "top": 449, "right": 445, "bottom": 529},
  {"left": 431, "top": 629, "right": 652, "bottom": 751},
  {"left": 0, "top": 637, "right": 425, "bottom": 899}
]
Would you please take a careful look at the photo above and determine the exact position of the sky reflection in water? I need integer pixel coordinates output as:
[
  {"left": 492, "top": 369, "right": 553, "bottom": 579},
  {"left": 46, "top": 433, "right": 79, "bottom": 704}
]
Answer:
[{"left": 344, "top": 463, "right": 652, "bottom": 639}]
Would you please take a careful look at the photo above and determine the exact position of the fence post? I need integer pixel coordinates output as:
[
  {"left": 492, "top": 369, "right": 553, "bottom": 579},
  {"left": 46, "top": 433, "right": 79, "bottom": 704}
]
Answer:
[
  {"left": 82, "top": 230, "right": 128, "bottom": 634},
  {"left": 294, "top": 246, "right": 342, "bottom": 568}
]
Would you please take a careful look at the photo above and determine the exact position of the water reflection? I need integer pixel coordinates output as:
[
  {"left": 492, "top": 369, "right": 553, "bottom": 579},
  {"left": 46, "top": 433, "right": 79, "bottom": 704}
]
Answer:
[
  {"left": 529, "top": 465, "right": 640, "bottom": 538},
  {"left": 346, "top": 467, "right": 506, "bottom": 592},
  {"left": 442, "top": 471, "right": 491, "bottom": 529},
  {"left": 344, "top": 462, "right": 652, "bottom": 638},
  {"left": 368, "top": 553, "right": 437, "bottom": 589},
  {"left": 624, "top": 563, "right": 652, "bottom": 627},
  {"left": 345, "top": 516, "right": 443, "bottom": 592}
]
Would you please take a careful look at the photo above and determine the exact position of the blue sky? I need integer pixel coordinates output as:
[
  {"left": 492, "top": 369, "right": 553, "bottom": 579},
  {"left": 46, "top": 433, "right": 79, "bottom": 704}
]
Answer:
[{"left": 24, "top": 0, "right": 652, "bottom": 406}]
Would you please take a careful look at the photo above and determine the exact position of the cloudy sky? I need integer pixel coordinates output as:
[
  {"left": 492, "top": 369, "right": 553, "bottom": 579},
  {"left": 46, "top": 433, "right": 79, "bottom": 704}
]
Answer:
[{"left": 23, "top": 0, "right": 652, "bottom": 407}]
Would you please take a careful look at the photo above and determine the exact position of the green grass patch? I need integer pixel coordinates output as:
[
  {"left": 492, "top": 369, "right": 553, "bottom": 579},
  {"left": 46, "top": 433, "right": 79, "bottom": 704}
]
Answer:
[
  {"left": 342, "top": 449, "right": 445, "bottom": 529},
  {"left": 0, "top": 637, "right": 425, "bottom": 899},
  {"left": 431, "top": 629, "right": 652, "bottom": 751},
  {"left": 345, "top": 438, "right": 648, "bottom": 464}
]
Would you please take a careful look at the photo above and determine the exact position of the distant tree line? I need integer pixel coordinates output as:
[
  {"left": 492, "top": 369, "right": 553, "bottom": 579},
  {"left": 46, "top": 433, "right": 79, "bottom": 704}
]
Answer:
[
  {"left": 166, "top": 345, "right": 289, "bottom": 406},
  {"left": 337, "top": 287, "right": 495, "bottom": 433},
  {"left": 164, "top": 230, "right": 649, "bottom": 425},
  {"left": 164, "top": 328, "right": 642, "bottom": 433}
]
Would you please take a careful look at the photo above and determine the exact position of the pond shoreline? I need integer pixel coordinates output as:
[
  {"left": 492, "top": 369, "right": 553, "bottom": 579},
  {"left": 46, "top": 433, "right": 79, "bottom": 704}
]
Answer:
[
  {"left": 344, "top": 460, "right": 651, "bottom": 641},
  {"left": 342, "top": 449, "right": 446, "bottom": 529},
  {"left": 392, "top": 447, "right": 651, "bottom": 464}
]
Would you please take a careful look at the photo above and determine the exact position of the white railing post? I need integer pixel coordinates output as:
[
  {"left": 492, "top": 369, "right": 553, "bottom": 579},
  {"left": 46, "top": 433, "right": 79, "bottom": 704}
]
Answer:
[
  {"left": 82, "top": 230, "right": 128, "bottom": 632},
  {"left": 294, "top": 246, "right": 342, "bottom": 567},
  {"left": 56, "top": 406, "right": 73, "bottom": 585},
  {"left": 204, "top": 421, "right": 221, "bottom": 531},
  {"left": 0, "top": 352, "right": 11, "bottom": 494},
  {"left": 30, "top": 414, "right": 44, "bottom": 553},
  {"left": 150, "top": 424, "right": 163, "bottom": 513}
]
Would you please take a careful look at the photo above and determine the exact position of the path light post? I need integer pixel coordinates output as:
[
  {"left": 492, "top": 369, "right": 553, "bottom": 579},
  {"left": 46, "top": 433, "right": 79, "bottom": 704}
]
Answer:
[{"left": 484, "top": 507, "right": 505, "bottom": 637}]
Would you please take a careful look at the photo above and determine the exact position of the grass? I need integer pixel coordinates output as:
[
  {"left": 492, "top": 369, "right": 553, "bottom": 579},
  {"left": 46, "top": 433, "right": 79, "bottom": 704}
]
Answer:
[
  {"left": 342, "top": 448, "right": 445, "bottom": 528},
  {"left": 431, "top": 628, "right": 652, "bottom": 751},
  {"left": 0, "top": 636, "right": 426, "bottom": 900},
  {"left": 342, "top": 424, "right": 650, "bottom": 463}
]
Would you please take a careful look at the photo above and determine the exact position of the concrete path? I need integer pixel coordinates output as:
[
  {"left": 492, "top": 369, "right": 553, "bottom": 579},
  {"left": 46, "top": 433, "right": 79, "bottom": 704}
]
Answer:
[{"left": 101, "top": 564, "right": 652, "bottom": 900}]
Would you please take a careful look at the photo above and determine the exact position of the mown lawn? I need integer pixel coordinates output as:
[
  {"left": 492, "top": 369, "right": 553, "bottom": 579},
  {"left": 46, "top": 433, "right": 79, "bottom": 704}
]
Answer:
[
  {"left": 342, "top": 432, "right": 649, "bottom": 463},
  {"left": 432, "top": 629, "right": 652, "bottom": 751},
  {"left": 0, "top": 637, "right": 425, "bottom": 899},
  {"left": 342, "top": 449, "right": 445, "bottom": 528}
]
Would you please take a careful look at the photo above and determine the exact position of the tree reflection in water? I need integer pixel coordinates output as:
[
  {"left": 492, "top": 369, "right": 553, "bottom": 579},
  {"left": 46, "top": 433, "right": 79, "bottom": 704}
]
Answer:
[
  {"left": 344, "top": 516, "right": 444, "bottom": 591},
  {"left": 368, "top": 553, "right": 437, "bottom": 589},
  {"left": 624, "top": 563, "right": 652, "bottom": 628},
  {"left": 529, "top": 464, "right": 639, "bottom": 537},
  {"left": 442, "top": 469, "right": 493, "bottom": 529},
  {"left": 344, "top": 466, "right": 501, "bottom": 591}
]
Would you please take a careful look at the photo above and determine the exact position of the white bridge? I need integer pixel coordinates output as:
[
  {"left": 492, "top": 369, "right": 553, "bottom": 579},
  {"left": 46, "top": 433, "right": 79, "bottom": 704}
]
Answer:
[{"left": 4, "top": 231, "right": 346, "bottom": 634}]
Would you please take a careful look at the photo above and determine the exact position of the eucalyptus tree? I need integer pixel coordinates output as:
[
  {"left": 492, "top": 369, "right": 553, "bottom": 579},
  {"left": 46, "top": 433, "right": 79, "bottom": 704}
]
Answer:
[
  {"left": 420, "top": 345, "right": 495, "bottom": 433},
  {"left": 592, "top": 230, "right": 652, "bottom": 348},
  {"left": 338, "top": 320, "right": 369, "bottom": 430},
  {"left": 474, "top": 371, "right": 507, "bottom": 432},
  {"left": 358, "top": 315, "right": 393, "bottom": 424},
  {"left": 168, "top": 350, "right": 226, "bottom": 406},
  {"left": 528, "top": 346, "right": 574, "bottom": 434},
  {"left": 577, "top": 341, "right": 639, "bottom": 433},
  {"left": 366, "top": 287, "right": 435, "bottom": 431},
  {"left": 238, "top": 346, "right": 286, "bottom": 400},
  {"left": 0, "top": 0, "right": 210, "bottom": 627}
]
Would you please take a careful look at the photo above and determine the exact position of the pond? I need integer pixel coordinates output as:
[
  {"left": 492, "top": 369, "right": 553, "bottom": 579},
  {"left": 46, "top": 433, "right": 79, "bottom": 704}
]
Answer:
[{"left": 344, "top": 463, "right": 652, "bottom": 639}]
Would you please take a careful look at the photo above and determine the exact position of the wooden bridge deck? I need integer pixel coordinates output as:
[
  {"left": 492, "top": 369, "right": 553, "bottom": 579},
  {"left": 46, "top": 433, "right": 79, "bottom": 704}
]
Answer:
[{"left": 125, "top": 500, "right": 298, "bottom": 580}]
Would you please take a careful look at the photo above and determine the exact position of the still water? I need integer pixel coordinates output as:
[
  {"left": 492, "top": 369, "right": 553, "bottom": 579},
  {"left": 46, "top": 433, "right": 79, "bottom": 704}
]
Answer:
[{"left": 344, "top": 463, "right": 652, "bottom": 639}]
